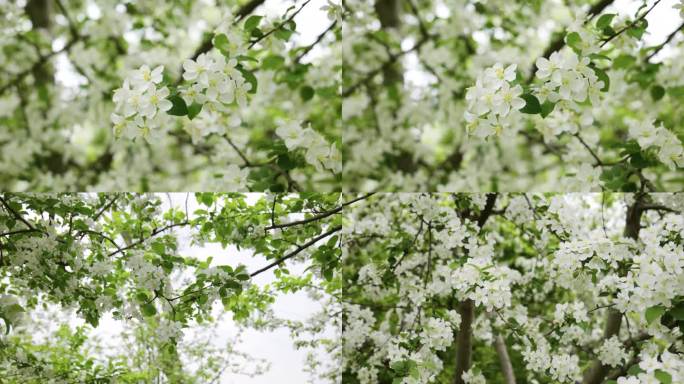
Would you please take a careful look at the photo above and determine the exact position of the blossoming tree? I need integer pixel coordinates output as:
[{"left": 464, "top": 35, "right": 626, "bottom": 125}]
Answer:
[
  {"left": 0, "top": 0, "right": 341, "bottom": 191},
  {"left": 341, "top": 192, "right": 684, "bottom": 383},
  {"left": 0, "top": 192, "right": 351, "bottom": 382},
  {"left": 342, "top": 0, "right": 684, "bottom": 191}
]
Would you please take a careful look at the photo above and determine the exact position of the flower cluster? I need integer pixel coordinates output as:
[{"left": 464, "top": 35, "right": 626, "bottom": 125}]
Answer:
[
  {"left": 617, "top": 351, "right": 684, "bottom": 383},
  {"left": 181, "top": 50, "right": 252, "bottom": 110},
  {"left": 628, "top": 119, "right": 683, "bottom": 170},
  {"left": 553, "top": 301, "right": 589, "bottom": 325},
  {"left": 461, "top": 368, "right": 486, "bottom": 384},
  {"left": 564, "top": 163, "right": 602, "bottom": 192},
  {"left": 155, "top": 319, "right": 184, "bottom": 343},
  {"left": 275, "top": 121, "right": 341, "bottom": 173},
  {"left": 614, "top": 215, "right": 684, "bottom": 315},
  {"left": 534, "top": 50, "right": 603, "bottom": 105},
  {"left": 464, "top": 63, "right": 525, "bottom": 139},
  {"left": 596, "top": 336, "right": 628, "bottom": 368},
  {"left": 111, "top": 65, "right": 172, "bottom": 140},
  {"left": 522, "top": 342, "right": 582, "bottom": 384},
  {"left": 126, "top": 251, "right": 166, "bottom": 291},
  {"left": 221, "top": 164, "right": 250, "bottom": 191}
]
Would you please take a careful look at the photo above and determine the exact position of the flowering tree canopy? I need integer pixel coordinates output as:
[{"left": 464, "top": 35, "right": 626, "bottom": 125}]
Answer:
[
  {"left": 342, "top": 0, "right": 684, "bottom": 191},
  {"left": 341, "top": 192, "right": 684, "bottom": 384},
  {"left": 0, "top": 192, "right": 348, "bottom": 382},
  {"left": 0, "top": 0, "right": 341, "bottom": 191},
  {"left": 2, "top": 0, "right": 684, "bottom": 383}
]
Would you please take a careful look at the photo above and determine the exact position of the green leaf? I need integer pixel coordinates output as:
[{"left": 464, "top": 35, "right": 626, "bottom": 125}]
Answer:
[
  {"left": 520, "top": 93, "right": 541, "bottom": 114},
  {"left": 236, "top": 55, "right": 259, "bottom": 63},
  {"left": 299, "top": 85, "right": 315, "bottom": 101},
  {"left": 669, "top": 302, "right": 684, "bottom": 320},
  {"left": 141, "top": 303, "right": 157, "bottom": 317},
  {"left": 565, "top": 32, "right": 582, "bottom": 52},
  {"left": 596, "top": 13, "right": 616, "bottom": 29},
  {"left": 540, "top": 100, "right": 556, "bottom": 118},
  {"left": 627, "top": 19, "right": 648, "bottom": 39},
  {"left": 274, "top": 27, "right": 294, "bottom": 41},
  {"left": 613, "top": 54, "right": 636, "bottom": 69},
  {"left": 323, "top": 267, "right": 333, "bottom": 281},
  {"left": 668, "top": 86, "right": 684, "bottom": 98},
  {"left": 197, "top": 193, "right": 214, "bottom": 206},
  {"left": 630, "top": 152, "right": 655, "bottom": 169},
  {"left": 235, "top": 273, "right": 250, "bottom": 281},
  {"left": 224, "top": 280, "right": 242, "bottom": 290},
  {"left": 589, "top": 53, "right": 611, "bottom": 61},
  {"left": 645, "top": 305, "right": 666, "bottom": 324},
  {"left": 244, "top": 15, "right": 263, "bottom": 32},
  {"left": 213, "top": 33, "right": 230, "bottom": 56},
  {"left": 135, "top": 292, "right": 149, "bottom": 302},
  {"left": 627, "top": 364, "right": 644, "bottom": 375},
  {"left": 277, "top": 153, "right": 298, "bottom": 170},
  {"left": 238, "top": 67, "right": 258, "bottom": 94},
  {"left": 262, "top": 55, "right": 285, "bottom": 70},
  {"left": 600, "top": 164, "right": 630, "bottom": 191},
  {"left": 188, "top": 102, "right": 203, "bottom": 120},
  {"left": 650, "top": 85, "right": 665, "bottom": 101},
  {"left": 655, "top": 370, "right": 672, "bottom": 384},
  {"left": 166, "top": 95, "right": 188, "bottom": 116},
  {"left": 390, "top": 360, "right": 411, "bottom": 376},
  {"left": 592, "top": 67, "right": 610, "bottom": 91}
]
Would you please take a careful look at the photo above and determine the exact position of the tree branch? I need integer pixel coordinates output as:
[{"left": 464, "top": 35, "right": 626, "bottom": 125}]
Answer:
[
  {"left": 107, "top": 221, "right": 190, "bottom": 258},
  {"left": 600, "top": 0, "right": 662, "bottom": 48},
  {"left": 0, "top": 196, "right": 36, "bottom": 231},
  {"left": 188, "top": 0, "right": 267, "bottom": 61},
  {"left": 294, "top": 21, "right": 337, "bottom": 63},
  {"left": 646, "top": 21, "right": 684, "bottom": 61},
  {"left": 249, "top": 225, "right": 341, "bottom": 277},
  {"left": 247, "top": 0, "right": 312, "bottom": 50},
  {"left": 265, "top": 193, "right": 374, "bottom": 230},
  {"left": 528, "top": 0, "right": 615, "bottom": 79},
  {"left": 494, "top": 333, "right": 516, "bottom": 384}
]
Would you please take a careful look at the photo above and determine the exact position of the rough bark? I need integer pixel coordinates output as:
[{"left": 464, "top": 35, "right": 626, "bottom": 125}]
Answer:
[
  {"left": 25, "top": 0, "right": 53, "bottom": 86},
  {"left": 453, "top": 194, "right": 498, "bottom": 384},
  {"left": 582, "top": 309, "right": 623, "bottom": 384},
  {"left": 454, "top": 299, "right": 474, "bottom": 384},
  {"left": 494, "top": 333, "right": 516, "bottom": 384},
  {"left": 374, "top": 0, "right": 403, "bottom": 85},
  {"left": 582, "top": 196, "right": 644, "bottom": 384}
]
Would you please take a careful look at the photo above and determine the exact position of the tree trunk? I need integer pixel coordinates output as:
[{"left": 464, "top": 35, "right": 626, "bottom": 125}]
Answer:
[
  {"left": 374, "top": 0, "right": 403, "bottom": 85},
  {"left": 582, "top": 196, "right": 644, "bottom": 384},
  {"left": 452, "top": 194, "right": 498, "bottom": 384},
  {"left": 581, "top": 309, "right": 623, "bottom": 384},
  {"left": 494, "top": 333, "right": 516, "bottom": 384},
  {"left": 454, "top": 299, "right": 474, "bottom": 384},
  {"left": 25, "top": 0, "right": 53, "bottom": 86}
]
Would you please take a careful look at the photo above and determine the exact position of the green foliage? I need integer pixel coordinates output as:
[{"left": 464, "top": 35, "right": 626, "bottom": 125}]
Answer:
[
  {"left": 166, "top": 95, "right": 188, "bottom": 116},
  {"left": 645, "top": 305, "right": 666, "bottom": 324},
  {"left": 520, "top": 93, "right": 541, "bottom": 114}
]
